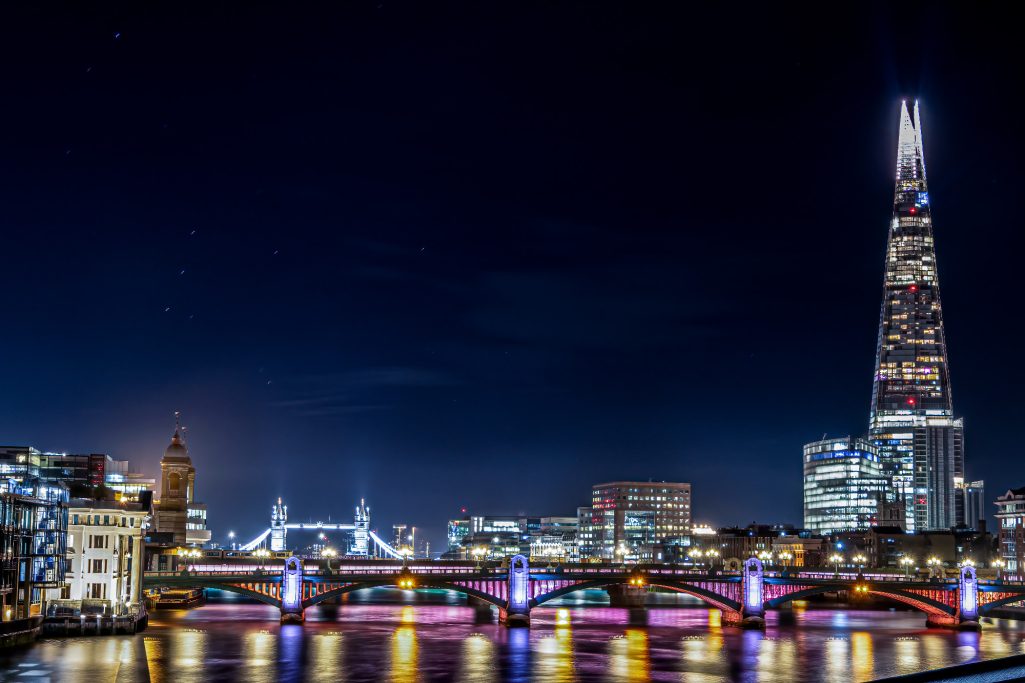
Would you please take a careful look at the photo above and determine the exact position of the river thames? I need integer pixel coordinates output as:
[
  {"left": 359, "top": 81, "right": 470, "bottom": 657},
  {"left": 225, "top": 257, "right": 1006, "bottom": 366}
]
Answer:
[{"left": 3, "top": 591, "right": 1025, "bottom": 682}]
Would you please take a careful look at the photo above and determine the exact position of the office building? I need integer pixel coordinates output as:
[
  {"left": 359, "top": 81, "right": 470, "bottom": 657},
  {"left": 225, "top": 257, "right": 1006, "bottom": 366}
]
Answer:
[
  {"left": 957, "top": 479, "right": 986, "bottom": 529},
  {"left": 586, "top": 481, "right": 691, "bottom": 561},
  {"left": 803, "top": 437, "right": 888, "bottom": 534},
  {"left": 0, "top": 465, "right": 68, "bottom": 620},
  {"left": 868, "top": 101, "right": 965, "bottom": 531}
]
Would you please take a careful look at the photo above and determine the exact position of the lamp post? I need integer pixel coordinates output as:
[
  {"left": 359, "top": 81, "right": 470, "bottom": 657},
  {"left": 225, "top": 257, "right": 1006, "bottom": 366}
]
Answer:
[
  {"left": 471, "top": 546, "right": 487, "bottom": 569},
  {"left": 829, "top": 553, "right": 844, "bottom": 577},
  {"left": 322, "top": 547, "right": 337, "bottom": 573},
  {"left": 899, "top": 555, "right": 914, "bottom": 578},
  {"left": 228, "top": 531, "right": 235, "bottom": 551},
  {"left": 959, "top": 557, "right": 975, "bottom": 568},
  {"left": 690, "top": 549, "right": 704, "bottom": 569},
  {"left": 993, "top": 558, "right": 1005, "bottom": 581},
  {"left": 705, "top": 548, "right": 720, "bottom": 573},
  {"left": 853, "top": 554, "right": 867, "bottom": 575},
  {"left": 399, "top": 547, "right": 414, "bottom": 568},
  {"left": 615, "top": 542, "right": 629, "bottom": 567},
  {"left": 926, "top": 556, "right": 942, "bottom": 580}
]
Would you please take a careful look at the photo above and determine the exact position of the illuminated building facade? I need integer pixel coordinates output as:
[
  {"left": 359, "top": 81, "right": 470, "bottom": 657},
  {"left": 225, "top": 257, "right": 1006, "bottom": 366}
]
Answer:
[
  {"left": 869, "top": 101, "right": 964, "bottom": 531},
  {"left": 802, "top": 437, "right": 888, "bottom": 534},
  {"left": 153, "top": 417, "right": 211, "bottom": 546},
  {"left": 0, "top": 449, "right": 68, "bottom": 620},
  {"left": 63, "top": 499, "right": 149, "bottom": 613},
  {"left": 995, "top": 487, "right": 1025, "bottom": 580},
  {"left": 957, "top": 479, "right": 986, "bottom": 530},
  {"left": 446, "top": 518, "right": 469, "bottom": 553},
  {"left": 587, "top": 481, "right": 691, "bottom": 561}
]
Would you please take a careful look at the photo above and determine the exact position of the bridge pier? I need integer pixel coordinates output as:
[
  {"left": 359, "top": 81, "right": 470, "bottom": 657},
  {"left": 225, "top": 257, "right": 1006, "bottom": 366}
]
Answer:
[
  {"left": 280, "top": 556, "right": 305, "bottom": 624},
  {"left": 501, "top": 555, "right": 531, "bottom": 627},
  {"left": 606, "top": 584, "right": 647, "bottom": 608},
  {"left": 738, "top": 557, "right": 766, "bottom": 629}
]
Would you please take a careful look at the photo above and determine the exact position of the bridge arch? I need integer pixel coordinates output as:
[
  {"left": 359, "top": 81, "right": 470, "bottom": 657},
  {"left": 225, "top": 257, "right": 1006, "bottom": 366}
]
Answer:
[
  {"left": 144, "top": 578, "right": 283, "bottom": 608},
  {"left": 764, "top": 584, "right": 955, "bottom": 617},
  {"left": 979, "top": 593, "right": 1025, "bottom": 615}
]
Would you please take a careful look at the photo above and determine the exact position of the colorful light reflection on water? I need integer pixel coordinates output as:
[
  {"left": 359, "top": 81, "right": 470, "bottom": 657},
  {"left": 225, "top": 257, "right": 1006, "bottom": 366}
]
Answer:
[{"left": 3, "top": 591, "right": 1025, "bottom": 682}]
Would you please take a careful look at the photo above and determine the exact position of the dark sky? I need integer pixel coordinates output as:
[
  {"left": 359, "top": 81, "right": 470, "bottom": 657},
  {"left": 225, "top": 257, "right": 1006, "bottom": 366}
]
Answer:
[{"left": 2, "top": 3, "right": 1023, "bottom": 549}]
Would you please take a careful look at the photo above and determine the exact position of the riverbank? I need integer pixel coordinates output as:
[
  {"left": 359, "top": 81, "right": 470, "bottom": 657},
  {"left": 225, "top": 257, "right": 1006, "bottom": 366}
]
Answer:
[{"left": 0, "top": 616, "right": 41, "bottom": 650}]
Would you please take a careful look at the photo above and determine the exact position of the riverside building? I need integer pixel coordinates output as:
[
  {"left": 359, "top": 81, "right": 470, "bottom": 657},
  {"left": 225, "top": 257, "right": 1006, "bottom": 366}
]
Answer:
[
  {"left": 0, "top": 453, "right": 68, "bottom": 621},
  {"left": 62, "top": 498, "right": 150, "bottom": 613}
]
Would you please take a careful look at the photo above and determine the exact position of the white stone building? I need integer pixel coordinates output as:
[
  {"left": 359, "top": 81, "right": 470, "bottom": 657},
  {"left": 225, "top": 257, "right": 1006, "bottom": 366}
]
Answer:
[{"left": 65, "top": 500, "right": 149, "bottom": 614}]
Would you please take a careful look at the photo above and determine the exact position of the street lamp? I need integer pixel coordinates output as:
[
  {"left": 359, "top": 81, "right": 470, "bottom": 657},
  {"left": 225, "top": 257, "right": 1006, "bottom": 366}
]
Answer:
[
  {"left": 757, "top": 550, "right": 772, "bottom": 567},
  {"left": 993, "top": 558, "right": 1005, "bottom": 581},
  {"left": 829, "top": 553, "right": 844, "bottom": 576},
  {"left": 959, "top": 557, "right": 975, "bottom": 568},
  {"left": 899, "top": 555, "right": 914, "bottom": 578},
  {"left": 705, "top": 548, "right": 720, "bottom": 571},
  {"left": 228, "top": 531, "right": 235, "bottom": 550},
  {"left": 399, "top": 547, "right": 414, "bottom": 568},
  {"left": 322, "top": 547, "right": 337, "bottom": 572},
  {"left": 690, "top": 549, "right": 704, "bottom": 567},
  {"left": 615, "top": 542, "right": 629, "bottom": 566},
  {"left": 926, "top": 556, "right": 942, "bottom": 579},
  {"left": 777, "top": 551, "right": 793, "bottom": 567},
  {"left": 853, "top": 554, "right": 867, "bottom": 573},
  {"left": 471, "top": 546, "right": 487, "bottom": 568}
]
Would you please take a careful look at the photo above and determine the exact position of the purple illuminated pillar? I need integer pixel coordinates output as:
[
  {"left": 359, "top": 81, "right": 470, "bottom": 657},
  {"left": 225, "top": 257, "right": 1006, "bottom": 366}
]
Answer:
[
  {"left": 740, "top": 557, "right": 765, "bottom": 628},
  {"left": 280, "top": 556, "right": 305, "bottom": 623},
  {"left": 958, "top": 565, "right": 979, "bottom": 625},
  {"left": 502, "top": 554, "right": 530, "bottom": 627}
]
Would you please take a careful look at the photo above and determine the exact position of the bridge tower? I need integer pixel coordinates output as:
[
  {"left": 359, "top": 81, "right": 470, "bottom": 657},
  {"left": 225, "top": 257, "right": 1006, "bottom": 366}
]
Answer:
[
  {"left": 271, "top": 498, "right": 288, "bottom": 552},
  {"left": 280, "top": 556, "right": 304, "bottom": 623},
  {"left": 351, "top": 499, "right": 370, "bottom": 556},
  {"left": 500, "top": 554, "right": 531, "bottom": 627}
]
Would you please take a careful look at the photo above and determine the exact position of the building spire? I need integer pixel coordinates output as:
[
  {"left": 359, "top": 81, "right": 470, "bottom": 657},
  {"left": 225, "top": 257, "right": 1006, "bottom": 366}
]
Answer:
[{"left": 896, "top": 99, "right": 927, "bottom": 189}]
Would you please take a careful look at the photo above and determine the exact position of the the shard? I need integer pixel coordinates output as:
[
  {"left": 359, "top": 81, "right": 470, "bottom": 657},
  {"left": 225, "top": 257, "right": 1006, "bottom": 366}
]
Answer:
[{"left": 869, "top": 100, "right": 964, "bottom": 531}]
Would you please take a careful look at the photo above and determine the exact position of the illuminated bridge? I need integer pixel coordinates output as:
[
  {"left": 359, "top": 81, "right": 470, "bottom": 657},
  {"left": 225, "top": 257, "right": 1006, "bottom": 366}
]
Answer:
[
  {"left": 142, "top": 556, "right": 1025, "bottom": 629},
  {"left": 237, "top": 497, "right": 406, "bottom": 559}
]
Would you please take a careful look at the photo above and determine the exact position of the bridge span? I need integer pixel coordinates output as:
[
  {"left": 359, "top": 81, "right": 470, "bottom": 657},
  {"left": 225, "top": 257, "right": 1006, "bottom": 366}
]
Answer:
[{"left": 143, "top": 556, "right": 1025, "bottom": 630}]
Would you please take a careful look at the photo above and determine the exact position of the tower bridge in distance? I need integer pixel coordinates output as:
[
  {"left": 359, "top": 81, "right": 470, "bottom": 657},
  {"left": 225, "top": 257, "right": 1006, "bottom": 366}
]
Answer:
[
  {"left": 142, "top": 555, "right": 1025, "bottom": 630},
  {"left": 237, "top": 497, "right": 404, "bottom": 558}
]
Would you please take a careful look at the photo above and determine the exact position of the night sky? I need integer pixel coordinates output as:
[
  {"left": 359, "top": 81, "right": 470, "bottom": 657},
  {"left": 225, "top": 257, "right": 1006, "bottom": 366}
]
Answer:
[{"left": 2, "top": 3, "right": 1023, "bottom": 549}]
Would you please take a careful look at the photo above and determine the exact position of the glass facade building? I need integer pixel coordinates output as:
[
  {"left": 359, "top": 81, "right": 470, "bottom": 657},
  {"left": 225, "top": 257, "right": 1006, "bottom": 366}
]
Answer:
[
  {"left": 803, "top": 437, "right": 888, "bottom": 534},
  {"left": 868, "top": 101, "right": 965, "bottom": 531}
]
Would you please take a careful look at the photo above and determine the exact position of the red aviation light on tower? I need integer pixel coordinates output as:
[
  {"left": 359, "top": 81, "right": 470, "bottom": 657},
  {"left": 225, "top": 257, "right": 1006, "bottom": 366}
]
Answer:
[
  {"left": 909, "top": 284, "right": 918, "bottom": 293},
  {"left": 907, "top": 397, "right": 917, "bottom": 406},
  {"left": 909, "top": 206, "right": 917, "bottom": 215}
]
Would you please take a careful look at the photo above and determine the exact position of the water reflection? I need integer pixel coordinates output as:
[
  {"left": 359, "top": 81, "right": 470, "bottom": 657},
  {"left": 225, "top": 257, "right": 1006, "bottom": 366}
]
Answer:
[
  {"left": 851, "top": 632, "right": 874, "bottom": 682},
  {"left": 459, "top": 634, "right": 497, "bottom": 683},
  {"left": 534, "top": 621, "right": 576, "bottom": 682},
  {"left": 391, "top": 608, "right": 420, "bottom": 683},
  {"left": 607, "top": 629, "right": 649, "bottom": 682},
  {"left": 2, "top": 598, "right": 1024, "bottom": 682}
]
